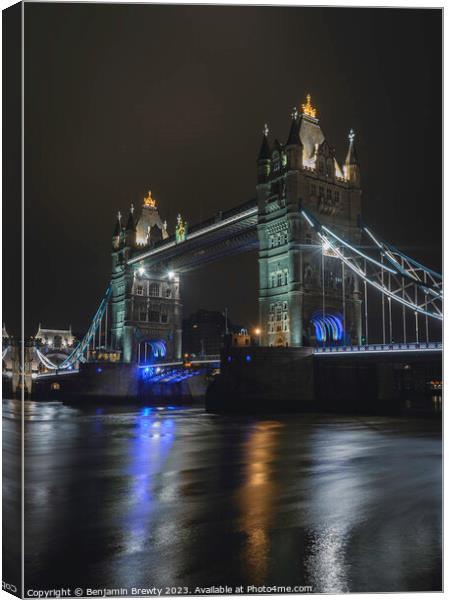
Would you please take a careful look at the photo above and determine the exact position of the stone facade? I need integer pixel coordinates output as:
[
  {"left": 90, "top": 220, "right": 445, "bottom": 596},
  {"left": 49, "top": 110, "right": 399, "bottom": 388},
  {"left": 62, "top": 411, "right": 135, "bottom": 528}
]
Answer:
[{"left": 256, "top": 97, "right": 362, "bottom": 348}]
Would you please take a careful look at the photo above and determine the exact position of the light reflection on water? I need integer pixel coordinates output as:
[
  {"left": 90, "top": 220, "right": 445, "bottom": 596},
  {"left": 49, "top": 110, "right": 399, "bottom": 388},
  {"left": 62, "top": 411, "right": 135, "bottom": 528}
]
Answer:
[
  {"left": 5, "top": 400, "right": 441, "bottom": 592},
  {"left": 237, "top": 421, "right": 283, "bottom": 585}
]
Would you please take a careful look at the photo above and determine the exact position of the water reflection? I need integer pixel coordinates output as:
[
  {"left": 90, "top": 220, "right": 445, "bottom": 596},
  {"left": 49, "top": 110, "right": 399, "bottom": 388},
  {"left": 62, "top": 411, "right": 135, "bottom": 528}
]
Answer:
[
  {"left": 303, "top": 420, "right": 442, "bottom": 592},
  {"left": 2, "top": 400, "right": 440, "bottom": 593},
  {"left": 304, "top": 426, "right": 371, "bottom": 592},
  {"left": 237, "top": 421, "right": 283, "bottom": 584},
  {"left": 120, "top": 407, "right": 175, "bottom": 555}
]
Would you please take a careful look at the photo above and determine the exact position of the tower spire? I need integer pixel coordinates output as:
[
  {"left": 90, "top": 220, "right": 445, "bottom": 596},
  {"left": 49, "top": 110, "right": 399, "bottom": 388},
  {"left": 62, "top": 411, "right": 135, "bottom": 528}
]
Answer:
[
  {"left": 126, "top": 204, "right": 136, "bottom": 230},
  {"left": 258, "top": 123, "right": 271, "bottom": 160},
  {"left": 113, "top": 212, "right": 121, "bottom": 236},
  {"left": 345, "top": 129, "right": 358, "bottom": 165},
  {"left": 344, "top": 129, "right": 360, "bottom": 186},
  {"left": 287, "top": 106, "right": 301, "bottom": 146}
]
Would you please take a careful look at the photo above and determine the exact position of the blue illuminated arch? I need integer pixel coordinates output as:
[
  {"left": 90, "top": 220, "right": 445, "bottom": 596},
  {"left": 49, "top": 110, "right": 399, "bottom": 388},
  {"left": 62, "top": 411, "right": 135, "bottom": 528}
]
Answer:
[
  {"left": 139, "top": 339, "right": 167, "bottom": 365},
  {"left": 311, "top": 312, "right": 344, "bottom": 345}
]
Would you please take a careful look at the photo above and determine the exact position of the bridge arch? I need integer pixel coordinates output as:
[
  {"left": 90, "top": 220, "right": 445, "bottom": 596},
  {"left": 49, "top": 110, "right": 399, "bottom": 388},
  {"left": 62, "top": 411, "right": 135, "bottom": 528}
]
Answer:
[{"left": 137, "top": 339, "right": 167, "bottom": 365}]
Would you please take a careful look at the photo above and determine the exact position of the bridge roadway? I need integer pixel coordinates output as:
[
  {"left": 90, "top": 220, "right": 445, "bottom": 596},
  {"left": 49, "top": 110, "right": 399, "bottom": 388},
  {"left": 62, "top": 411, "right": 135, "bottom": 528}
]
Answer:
[{"left": 128, "top": 198, "right": 259, "bottom": 271}]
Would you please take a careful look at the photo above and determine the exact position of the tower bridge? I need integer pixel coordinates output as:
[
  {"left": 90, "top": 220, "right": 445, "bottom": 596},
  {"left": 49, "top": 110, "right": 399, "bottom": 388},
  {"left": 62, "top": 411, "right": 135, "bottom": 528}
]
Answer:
[{"left": 9, "top": 94, "right": 441, "bottom": 402}]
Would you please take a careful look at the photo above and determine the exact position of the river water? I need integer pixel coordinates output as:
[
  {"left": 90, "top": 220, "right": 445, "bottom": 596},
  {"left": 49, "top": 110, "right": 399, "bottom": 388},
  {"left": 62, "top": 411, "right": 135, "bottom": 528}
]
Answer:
[{"left": 3, "top": 399, "right": 442, "bottom": 594}]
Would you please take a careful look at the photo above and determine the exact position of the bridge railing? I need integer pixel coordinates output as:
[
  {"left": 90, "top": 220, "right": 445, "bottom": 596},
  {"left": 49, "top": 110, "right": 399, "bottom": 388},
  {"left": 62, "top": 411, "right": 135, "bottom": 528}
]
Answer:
[{"left": 314, "top": 342, "right": 442, "bottom": 355}]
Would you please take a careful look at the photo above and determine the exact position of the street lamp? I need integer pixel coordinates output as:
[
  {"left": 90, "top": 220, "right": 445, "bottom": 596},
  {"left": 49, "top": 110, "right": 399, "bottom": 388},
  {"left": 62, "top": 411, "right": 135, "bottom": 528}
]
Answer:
[
  {"left": 254, "top": 327, "right": 261, "bottom": 346},
  {"left": 168, "top": 270, "right": 175, "bottom": 280}
]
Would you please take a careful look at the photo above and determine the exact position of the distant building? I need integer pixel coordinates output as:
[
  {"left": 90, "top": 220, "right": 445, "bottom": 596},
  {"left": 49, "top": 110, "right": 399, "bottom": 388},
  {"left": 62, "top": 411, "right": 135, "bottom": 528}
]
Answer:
[
  {"left": 231, "top": 328, "right": 251, "bottom": 347},
  {"left": 183, "top": 309, "right": 239, "bottom": 356},
  {"left": 35, "top": 326, "right": 75, "bottom": 350}
]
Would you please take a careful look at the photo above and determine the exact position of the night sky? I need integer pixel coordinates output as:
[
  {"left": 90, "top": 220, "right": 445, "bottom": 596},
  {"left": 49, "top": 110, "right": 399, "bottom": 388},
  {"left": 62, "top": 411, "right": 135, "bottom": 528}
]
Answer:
[{"left": 16, "top": 4, "right": 442, "bottom": 337}]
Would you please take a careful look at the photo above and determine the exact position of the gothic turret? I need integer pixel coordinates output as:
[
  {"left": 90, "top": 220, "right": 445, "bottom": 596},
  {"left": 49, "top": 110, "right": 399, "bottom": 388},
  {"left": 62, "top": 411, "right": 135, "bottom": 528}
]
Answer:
[
  {"left": 125, "top": 204, "right": 136, "bottom": 247},
  {"left": 257, "top": 124, "right": 271, "bottom": 183},
  {"left": 343, "top": 129, "right": 361, "bottom": 187},
  {"left": 285, "top": 106, "right": 303, "bottom": 170},
  {"left": 112, "top": 211, "right": 122, "bottom": 250}
]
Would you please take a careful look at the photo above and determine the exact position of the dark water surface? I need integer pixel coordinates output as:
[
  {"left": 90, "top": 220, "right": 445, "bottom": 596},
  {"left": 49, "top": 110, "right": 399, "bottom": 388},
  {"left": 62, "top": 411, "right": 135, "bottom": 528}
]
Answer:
[{"left": 3, "top": 400, "right": 442, "bottom": 593}]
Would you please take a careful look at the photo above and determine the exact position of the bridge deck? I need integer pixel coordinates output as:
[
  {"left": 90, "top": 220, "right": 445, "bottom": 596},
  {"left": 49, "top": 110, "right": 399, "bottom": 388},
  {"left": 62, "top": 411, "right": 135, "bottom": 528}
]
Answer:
[
  {"left": 314, "top": 342, "right": 442, "bottom": 356},
  {"left": 128, "top": 199, "right": 258, "bottom": 271}
]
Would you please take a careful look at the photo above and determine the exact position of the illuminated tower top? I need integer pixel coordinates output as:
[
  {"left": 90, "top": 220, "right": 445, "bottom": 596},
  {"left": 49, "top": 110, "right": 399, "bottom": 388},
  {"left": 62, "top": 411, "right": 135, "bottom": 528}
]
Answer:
[
  {"left": 135, "top": 189, "right": 168, "bottom": 246},
  {"left": 143, "top": 190, "right": 157, "bottom": 208},
  {"left": 301, "top": 94, "right": 317, "bottom": 119}
]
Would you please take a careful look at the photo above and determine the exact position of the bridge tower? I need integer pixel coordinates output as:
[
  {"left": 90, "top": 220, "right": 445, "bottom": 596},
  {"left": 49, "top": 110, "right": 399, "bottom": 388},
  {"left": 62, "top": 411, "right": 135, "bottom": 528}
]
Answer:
[
  {"left": 110, "top": 193, "right": 182, "bottom": 363},
  {"left": 257, "top": 95, "right": 362, "bottom": 347}
]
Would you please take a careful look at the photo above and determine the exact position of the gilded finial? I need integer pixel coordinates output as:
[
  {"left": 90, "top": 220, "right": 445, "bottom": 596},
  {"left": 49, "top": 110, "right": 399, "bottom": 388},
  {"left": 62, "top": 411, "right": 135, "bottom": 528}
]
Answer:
[
  {"left": 301, "top": 94, "right": 317, "bottom": 118},
  {"left": 130, "top": 203, "right": 134, "bottom": 214},
  {"left": 143, "top": 190, "right": 157, "bottom": 208},
  {"left": 117, "top": 210, "right": 122, "bottom": 222},
  {"left": 291, "top": 106, "right": 298, "bottom": 120},
  {"left": 348, "top": 129, "right": 355, "bottom": 143},
  {"left": 263, "top": 123, "right": 269, "bottom": 136}
]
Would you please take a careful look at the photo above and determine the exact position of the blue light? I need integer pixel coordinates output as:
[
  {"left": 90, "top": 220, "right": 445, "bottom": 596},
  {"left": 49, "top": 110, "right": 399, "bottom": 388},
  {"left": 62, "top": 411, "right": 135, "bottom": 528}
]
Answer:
[
  {"left": 311, "top": 312, "right": 344, "bottom": 345},
  {"left": 227, "top": 356, "right": 232, "bottom": 363},
  {"left": 245, "top": 355, "right": 252, "bottom": 362},
  {"left": 96, "top": 367, "right": 102, "bottom": 373}
]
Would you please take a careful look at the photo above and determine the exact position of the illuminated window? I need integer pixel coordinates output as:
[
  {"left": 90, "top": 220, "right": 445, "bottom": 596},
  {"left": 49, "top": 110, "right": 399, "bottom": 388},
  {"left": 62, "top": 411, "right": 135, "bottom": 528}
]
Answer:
[{"left": 149, "top": 283, "right": 160, "bottom": 297}]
